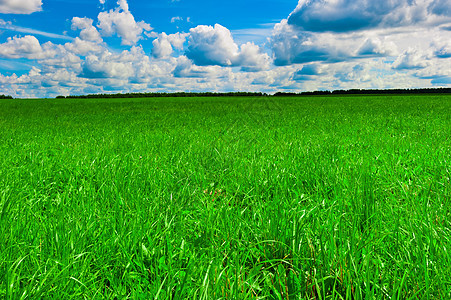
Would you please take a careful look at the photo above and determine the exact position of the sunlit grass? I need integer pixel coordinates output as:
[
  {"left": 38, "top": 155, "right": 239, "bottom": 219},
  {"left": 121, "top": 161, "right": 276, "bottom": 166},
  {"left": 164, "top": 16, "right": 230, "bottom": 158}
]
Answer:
[{"left": 1, "top": 94, "right": 451, "bottom": 298}]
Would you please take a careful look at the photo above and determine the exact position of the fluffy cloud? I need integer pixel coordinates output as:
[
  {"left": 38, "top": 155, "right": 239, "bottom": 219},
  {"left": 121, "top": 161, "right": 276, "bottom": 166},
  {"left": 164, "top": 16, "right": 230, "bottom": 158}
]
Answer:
[
  {"left": 186, "top": 24, "right": 269, "bottom": 71},
  {"left": 434, "top": 40, "right": 451, "bottom": 58},
  {"left": 392, "top": 48, "right": 430, "bottom": 70},
  {"left": 79, "top": 46, "right": 169, "bottom": 82},
  {"left": 0, "top": 0, "right": 42, "bottom": 14},
  {"left": 0, "top": 35, "right": 83, "bottom": 71},
  {"left": 0, "top": 35, "right": 44, "bottom": 59},
  {"left": 292, "top": 63, "right": 326, "bottom": 81},
  {"left": 65, "top": 38, "right": 104, "bottom": 56},
  {"left": 97, "top": 0, "right": 152, "bottom": 45},
  {"left": 357, "top": 38, "right": 398, "bottom": 56},
  {"left": 271, "top": 1, "right": 451, "bottom": 66},
  {"left": 152, "top": 32, "right": 188, "bottom": 59},
  {"left": 236, "top": 42, "right": 270, "bottom": 72},
  {"left": 81, "top": 50, "right": 136, "bottom": 79},
  {"left": 186, "top": 24, "right": 239, "bottom": 66},
  {"left": 271, "top": 20, "right": 351, "bottom": 66},
  {"left": 287, "top": 0, "right": 451, "bottom": 33},
  {"left": 71, "top": 17, "right": 102, "bottom": 42}
]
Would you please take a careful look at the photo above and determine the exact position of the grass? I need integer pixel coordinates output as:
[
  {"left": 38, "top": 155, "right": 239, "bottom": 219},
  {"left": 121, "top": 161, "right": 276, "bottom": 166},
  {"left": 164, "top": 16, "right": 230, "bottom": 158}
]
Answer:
[{"left": 0, "top": 94, "right": 451, "bottom": 299}]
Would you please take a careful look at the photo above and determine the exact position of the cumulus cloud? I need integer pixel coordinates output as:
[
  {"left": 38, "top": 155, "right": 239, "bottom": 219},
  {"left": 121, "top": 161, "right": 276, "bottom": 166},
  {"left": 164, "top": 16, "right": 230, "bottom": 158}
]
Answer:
[
  {"left": 186, "top": 24, "right": 269, "bottom": 71},
  {"left": 271, "top": 20, "right": 351, "bottom": 66},
  {"left": 392, "top": 48, "right": 430, "bottom": 70},
  {"left": 81, "top": 50, "right": 135, "bottom": 79},
  {"left": 0, "top": 36, "right": 82, "bottom": 71},
  {"left": 173, "top": 55, "right": 212, "bottom": 78},
  {"left": 97, "top": 0, "right": 152, "bottom": 45},
  {"left": 79, "top": 46, "right": 167, "bottom": 82},
  {"left": 0, "top": 35, "right": 44, "bottom": 59},
  {"left": 0, "top": 0, "right": 42, "bottom": 14},
  {"left": 186, "top": 24, "right": 238, "bottom": 66},
  {"left": 151, "top": 32, "right": 188, "bottom": 59},
  {"left": 270, "top": 1, "right": 451, "bottom": 66},
  {"left": 292, "top": 63, "right": 326, "bottom": 81},
  {"left": 71, "top": 17, "right": 102, "bottom": 42},
  {"left": 357, "top": 37, "right": 398, "bottom": 56},
  {"left": 235, "top": 42, "right": 270, "bottom": 72},
  {"left": 433, "top": 40, "right": 451, "bottom": 58},
  {"left": 334, "top": 63, "right": 373, "bottom": 83},
  {"left": 65, "top": 38, "right": 104, "bottom": 56},
  {"left": 287, "top": 0, "right": 451, "bottom": 33}
]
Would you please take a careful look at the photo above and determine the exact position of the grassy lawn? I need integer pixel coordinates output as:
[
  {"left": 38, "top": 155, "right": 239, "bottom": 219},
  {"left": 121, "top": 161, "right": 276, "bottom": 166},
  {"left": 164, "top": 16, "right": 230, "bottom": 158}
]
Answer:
[{"left": 1, "top": 94, "right": 451, "bottom": 299}]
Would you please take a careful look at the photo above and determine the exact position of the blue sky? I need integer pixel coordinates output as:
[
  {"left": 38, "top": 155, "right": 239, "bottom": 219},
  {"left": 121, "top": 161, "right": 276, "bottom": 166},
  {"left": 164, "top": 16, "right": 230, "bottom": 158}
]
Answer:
[{"left": 0, "top": 0, "right": 450, "bottom": 97}]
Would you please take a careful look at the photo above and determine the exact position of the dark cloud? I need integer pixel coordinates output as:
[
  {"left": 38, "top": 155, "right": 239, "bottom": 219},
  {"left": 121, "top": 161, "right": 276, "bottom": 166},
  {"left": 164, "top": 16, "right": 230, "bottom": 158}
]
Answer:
[
  {"left": 271, "top": 21, "right": 347, "bottom": 66},
  {"left": 428, "top": 0, "right": 451, "bottom": 16},
  {"left": 287, "top": 0, "right": 451, "bottom": 33},
  {"left": 435, "top": 45, "right": 451, "bottom": 58},
  {"left": 297, "top": 63, "right": 321, "bottom": 75},
  {"left": 292, "top": 63, "right": 324, "bottom": 81}
]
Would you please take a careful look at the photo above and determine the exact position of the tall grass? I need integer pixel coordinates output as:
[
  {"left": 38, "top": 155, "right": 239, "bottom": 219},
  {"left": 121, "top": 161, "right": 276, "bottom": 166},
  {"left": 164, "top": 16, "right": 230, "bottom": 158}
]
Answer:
[{"left": 1, "top": 95, "right": 451, "bottom": 298}]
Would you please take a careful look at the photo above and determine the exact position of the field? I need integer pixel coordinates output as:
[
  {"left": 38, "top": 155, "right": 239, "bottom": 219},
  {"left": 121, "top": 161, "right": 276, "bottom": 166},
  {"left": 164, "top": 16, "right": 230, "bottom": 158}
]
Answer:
[{"left": 1, "top": 94, "right": 451, "bottom": 299}]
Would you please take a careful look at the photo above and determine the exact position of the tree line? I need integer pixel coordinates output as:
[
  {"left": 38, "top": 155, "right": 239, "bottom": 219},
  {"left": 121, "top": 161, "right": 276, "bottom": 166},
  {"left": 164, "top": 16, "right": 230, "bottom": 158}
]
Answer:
[
  {"left": 274, "top": 88, "right": 451, "bottom": 96},
  {"left": 56, "top": 92, "right": 268, "bottom": 99},
  {"left": 3, "top": 88, "right": 451, "bottom": 99},
  {"left": 56, "top": 88, "right": 451, "bottom": 99}
]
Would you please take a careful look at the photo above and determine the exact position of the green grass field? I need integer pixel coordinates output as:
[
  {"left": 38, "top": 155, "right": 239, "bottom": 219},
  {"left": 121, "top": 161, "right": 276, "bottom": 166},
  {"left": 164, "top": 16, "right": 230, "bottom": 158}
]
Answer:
[{"left": 1, "top": 94, "right": 451, "bottom": 299}]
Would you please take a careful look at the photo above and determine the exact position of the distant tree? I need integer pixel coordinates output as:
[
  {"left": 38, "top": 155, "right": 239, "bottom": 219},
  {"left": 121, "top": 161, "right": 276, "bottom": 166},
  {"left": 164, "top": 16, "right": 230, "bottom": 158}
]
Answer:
[{"left": 55, "top": 88, "right": 451, "bottom": 99}]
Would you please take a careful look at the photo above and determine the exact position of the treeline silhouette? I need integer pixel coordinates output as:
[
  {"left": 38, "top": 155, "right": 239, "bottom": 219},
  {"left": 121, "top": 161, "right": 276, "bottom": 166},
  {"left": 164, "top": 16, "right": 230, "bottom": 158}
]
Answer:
[
  {"left": 54, "top": 88, "right": 451, "bottom": 99},
  {"left": 274, "top": 88, "right": 451, "bottom": 96},
  {"left": 0, "top": 95, "right": 13, "bottom": 99},
  {"left": 57, "top": 92, "right": 267, "bottom": 99}
]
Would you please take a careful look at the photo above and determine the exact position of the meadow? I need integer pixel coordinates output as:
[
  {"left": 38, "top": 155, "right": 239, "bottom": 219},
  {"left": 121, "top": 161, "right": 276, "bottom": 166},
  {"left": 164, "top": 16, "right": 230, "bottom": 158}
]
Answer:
[{"left": 1, "top": 94, "right": 451, "bottom": 299}]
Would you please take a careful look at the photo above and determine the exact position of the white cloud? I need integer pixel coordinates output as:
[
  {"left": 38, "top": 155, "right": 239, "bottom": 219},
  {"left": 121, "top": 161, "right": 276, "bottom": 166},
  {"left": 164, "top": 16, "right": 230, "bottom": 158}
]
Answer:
[
  {"left": 0, "top": 0, "right": 42, "bottom": 14},
  {"left": 392, "top": 48, "right": 431, "bottom": 70},
  {"left": 97, "top": 0, "right": 152, "bottom": 45},
  {"left": 357, "top": 37, "right": 398, "bottom": 56},
  {"left": 171, "top": 16, "right": 182, "bottom": 23},
  {"left": 71, "top": 17, "right": 102, "bottom": 42},
  {"left": 65, "top": 38, "right": 104, "bottom": 56},
  {"left": 271, "top": 19, "right": 352, "bottom": 66},
  {"left": 187, "top": 24, "right": 238, "bottom": 66},
  {"left": 236, "top": 42, "right": 270, "bottom": 72},
  {"left": 152, "top": 32, "right": 188, "bottom": 59},
  {"left": 81, "top": 51, "right": 135, "bottom": 79},
  {"left": 0, "top": 35, "right": 44, "bottom": 59},
  {"left": 433, "top": 39, "right": 451, "bottom": 58},
  {"left": 0, "top": 19, "right": 72, "bottom": 40},
  {"left": 0, "top": 36, "right": 83, "bottom": 71},
  {"left": 186, "top": 24, "right": 270, "bottom": 71},
  {"left": 271, "top": 1, "right": 451, "bottom": 67},
  {"left": 80, "top": 46, "right": 169, "bottom": 82}
]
